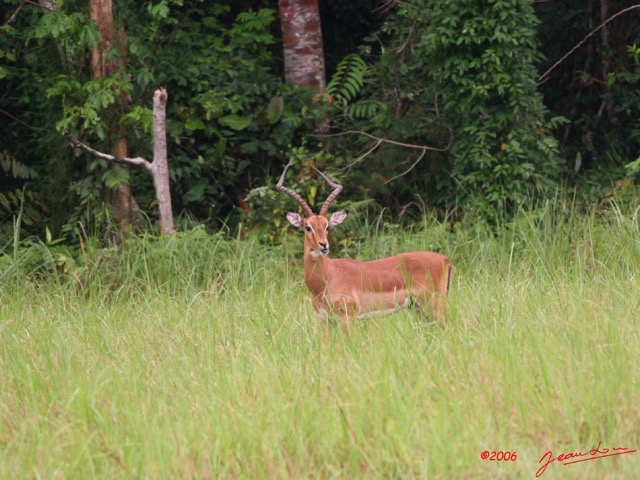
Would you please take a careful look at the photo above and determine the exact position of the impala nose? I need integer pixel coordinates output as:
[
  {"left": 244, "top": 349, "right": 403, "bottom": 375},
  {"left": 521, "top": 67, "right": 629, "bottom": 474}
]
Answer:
[{"left": 319, "top": 242, "right": 329, "bottom": 254}]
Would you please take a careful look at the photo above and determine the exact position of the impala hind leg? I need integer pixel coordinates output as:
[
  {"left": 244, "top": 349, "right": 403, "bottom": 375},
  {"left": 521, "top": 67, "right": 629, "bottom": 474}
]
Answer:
[
  {"left": 431, "top": 292, "right": 448, "bottom": 324},
  {"left": 423, "top": 262, "right": 452, "bottom": 324},
  {"left": 412, "top": 293, "right": 445, "bottom": 323},
  {"left": 415, "top": 279, "right": 450, "bottom": 324}
]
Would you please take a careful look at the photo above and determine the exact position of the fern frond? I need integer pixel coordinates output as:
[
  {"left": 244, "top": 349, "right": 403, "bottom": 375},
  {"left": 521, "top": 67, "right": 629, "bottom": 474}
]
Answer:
[
  {"left": 346, "top": 99, "right": 384, "bottom": 120},
  {"left": 326, "top": 53, "right": 368, "bottom": 103}
]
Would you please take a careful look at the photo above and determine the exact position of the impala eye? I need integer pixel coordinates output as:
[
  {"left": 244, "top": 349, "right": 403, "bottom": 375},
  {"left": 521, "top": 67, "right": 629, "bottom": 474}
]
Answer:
[{"left": 305, "top": 225, "right": 312, "bottom": 233}]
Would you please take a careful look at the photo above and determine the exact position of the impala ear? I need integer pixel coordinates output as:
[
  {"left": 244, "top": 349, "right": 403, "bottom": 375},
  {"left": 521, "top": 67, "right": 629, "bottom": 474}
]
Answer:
[
  {"left": 286, "top": 212, "right": 305, "bottom": 229},
  {"left": 328, "top": 210, "right": 348, "bottom": 229}
]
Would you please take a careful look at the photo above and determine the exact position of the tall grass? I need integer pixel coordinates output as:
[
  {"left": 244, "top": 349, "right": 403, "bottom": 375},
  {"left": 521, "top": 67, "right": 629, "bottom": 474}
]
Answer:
[{"left": 1, "top": 201, "right": 639, "bottom": 478}]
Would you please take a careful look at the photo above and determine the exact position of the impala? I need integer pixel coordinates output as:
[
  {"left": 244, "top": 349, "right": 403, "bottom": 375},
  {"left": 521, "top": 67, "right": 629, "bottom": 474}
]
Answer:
[{"left": 277, "top": 163, "right": 452, "bottom": 323}]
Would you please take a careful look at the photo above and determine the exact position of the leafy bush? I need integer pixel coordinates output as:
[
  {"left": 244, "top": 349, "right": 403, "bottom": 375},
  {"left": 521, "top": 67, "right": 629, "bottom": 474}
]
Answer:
[{"left": 418, "top": 0, "right": 564, "bottom": 217}]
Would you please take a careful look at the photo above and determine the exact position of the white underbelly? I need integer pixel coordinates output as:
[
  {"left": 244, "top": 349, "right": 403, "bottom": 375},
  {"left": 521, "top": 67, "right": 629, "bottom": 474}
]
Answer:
[{"left": 355, "top": 290, "right": 411, "bottom": 320}]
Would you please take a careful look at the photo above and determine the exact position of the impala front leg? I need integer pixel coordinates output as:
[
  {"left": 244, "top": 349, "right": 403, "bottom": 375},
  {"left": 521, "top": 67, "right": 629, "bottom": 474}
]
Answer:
[
  {"left": 313, "top": 297, "right": 357, "bottom": 337},
  {"left": 332, "top": 294, "right": 361, "bottom": 327},
  {"left": 315, "top": 294, "right": 360, "bottom": 323}
]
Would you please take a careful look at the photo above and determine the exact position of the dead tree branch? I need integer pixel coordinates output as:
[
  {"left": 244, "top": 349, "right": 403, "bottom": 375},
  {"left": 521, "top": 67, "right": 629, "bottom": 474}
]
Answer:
[
  {"left": 62, "top": 131, "right": 152, "bottom": 171},
  {"left": 63, "top": 87, "right": 174, "bottom": 235}
]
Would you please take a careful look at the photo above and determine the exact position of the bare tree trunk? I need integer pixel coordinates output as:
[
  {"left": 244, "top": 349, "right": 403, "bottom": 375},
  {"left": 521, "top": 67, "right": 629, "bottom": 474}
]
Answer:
[
  {"left": 89, "top": 0, "right": 117, "bottom": 79},
  {"left": 90, "top": 0, "right": 138, "bottom": 240},
  {"left": 278, "top": 0, "right": 326, "bottom": 93},
  {"left": 63, "top": 88, "right": 175, "bottom": 236},
  {"left": 152, "top": 88, "right": 174, "bottom": 235}
]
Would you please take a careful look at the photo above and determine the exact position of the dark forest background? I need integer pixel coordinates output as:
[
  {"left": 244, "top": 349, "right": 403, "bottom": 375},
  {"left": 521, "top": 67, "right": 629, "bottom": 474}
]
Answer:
[{"left": 1, "top": 0, "right": 639, "bottom": 247}]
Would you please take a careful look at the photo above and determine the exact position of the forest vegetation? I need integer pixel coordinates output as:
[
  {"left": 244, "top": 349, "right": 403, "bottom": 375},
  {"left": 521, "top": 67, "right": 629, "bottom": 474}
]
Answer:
[{"left": 1, "top": 0, "right": 639, "bottom": 244}]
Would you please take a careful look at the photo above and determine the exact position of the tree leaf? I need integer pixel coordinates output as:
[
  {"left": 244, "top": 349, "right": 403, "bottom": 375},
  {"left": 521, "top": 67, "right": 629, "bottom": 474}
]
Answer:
[
  {"left": 218, "top": 114, "right": 251, "bottom": 131},
  {"left": 267, "top": 96, "right": 284, "bottom": 124},
  {"left": 185, "top": 118, "right": 206, "bottom": 131}
]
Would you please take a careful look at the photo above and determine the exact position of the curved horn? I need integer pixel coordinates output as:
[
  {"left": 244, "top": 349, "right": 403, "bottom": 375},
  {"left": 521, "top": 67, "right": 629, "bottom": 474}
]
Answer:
[
  {"left": 314, "top": 168, "right": 343, "bottom": 217},
  {"left": 276, "top": 162, "right": 313, "bottom": 218}
]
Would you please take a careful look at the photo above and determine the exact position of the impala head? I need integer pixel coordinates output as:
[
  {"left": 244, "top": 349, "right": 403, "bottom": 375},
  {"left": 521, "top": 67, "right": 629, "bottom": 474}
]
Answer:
[{"left": 276, "top": 163, "right": 348, "bottom": 257}]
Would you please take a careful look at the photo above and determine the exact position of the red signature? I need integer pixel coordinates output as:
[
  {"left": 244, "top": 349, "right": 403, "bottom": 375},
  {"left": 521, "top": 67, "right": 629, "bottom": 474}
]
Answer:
[{"left": 536, "top": 441, "right": 636, "bottom": 477}]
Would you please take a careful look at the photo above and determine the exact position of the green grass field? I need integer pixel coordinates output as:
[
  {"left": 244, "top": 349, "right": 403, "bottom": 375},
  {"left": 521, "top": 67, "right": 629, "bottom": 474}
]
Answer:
[{"left": 1, "top": 202, "right": 639, "bottom": 479}]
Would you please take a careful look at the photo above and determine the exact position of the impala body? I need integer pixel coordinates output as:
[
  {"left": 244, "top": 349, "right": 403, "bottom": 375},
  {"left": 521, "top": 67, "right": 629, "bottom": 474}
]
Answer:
[{"left": 277, "top": 164, "right": 452, "bottom": 322}]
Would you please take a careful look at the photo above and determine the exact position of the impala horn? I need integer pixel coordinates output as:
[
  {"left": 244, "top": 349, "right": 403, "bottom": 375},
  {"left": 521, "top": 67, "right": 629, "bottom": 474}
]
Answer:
[
  {"left": 276, "top": 162, "right": 313, "bottom": 218},
  {"left": 314, "top": 168, "right": 343, "bottom": 217}
]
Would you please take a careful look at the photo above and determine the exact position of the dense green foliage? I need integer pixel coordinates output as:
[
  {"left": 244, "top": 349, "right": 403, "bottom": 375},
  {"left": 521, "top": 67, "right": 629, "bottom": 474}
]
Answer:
[
  {"left": 418, "top": 1, "right": 563, "bottom": 212},
  {"left": 1, "top": 203, "right": 639, "bottom": 477},
  {"left": 1, "top": 0, "right": 639, "bottom": 243},
  {"left": 537, "top": 0, "right": 640, "bottom": 184}
]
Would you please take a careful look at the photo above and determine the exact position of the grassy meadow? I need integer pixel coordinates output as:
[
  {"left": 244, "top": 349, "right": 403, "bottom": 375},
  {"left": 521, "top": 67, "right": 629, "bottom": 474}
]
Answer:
[{"left": 1, "top": 201, "right": 639, "bottom": 479}]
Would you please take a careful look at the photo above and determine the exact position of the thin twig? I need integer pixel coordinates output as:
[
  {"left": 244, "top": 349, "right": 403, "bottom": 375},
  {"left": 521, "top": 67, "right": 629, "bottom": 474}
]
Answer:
[
  {"left": 383, "top": 148, "right": 427, "bottom": 184},
  {"left": 538, "top": 4, "right": 640, "bottom": 84},
  {"left": 4, "top": 0, "right": 54, "bottom": 25},
  {"left": 0, "top": 108, "right": 44, "bottom": 132},
  {"left": 3, "top": 0, "right": 25, "bottom": 26},
  {"left": 396, "top": 21, "right": 417, "bottom": 56},
  {"left": 25, "top": 0, "right": 53, "bottom": 11},
  {"left": 318, "top": 129, "right": 452, "bottom": 183},
  {"left": 322, "top": 129, "right": 451, "bottom": 152},
  {"left": 344, "top": 138, "right": 382, "bottom": 170}
]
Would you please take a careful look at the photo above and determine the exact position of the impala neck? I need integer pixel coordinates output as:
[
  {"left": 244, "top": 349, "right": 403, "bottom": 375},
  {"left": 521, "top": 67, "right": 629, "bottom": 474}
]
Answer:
[{"left": 303, "top": 243, "right": 331, "bottom": 295}]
